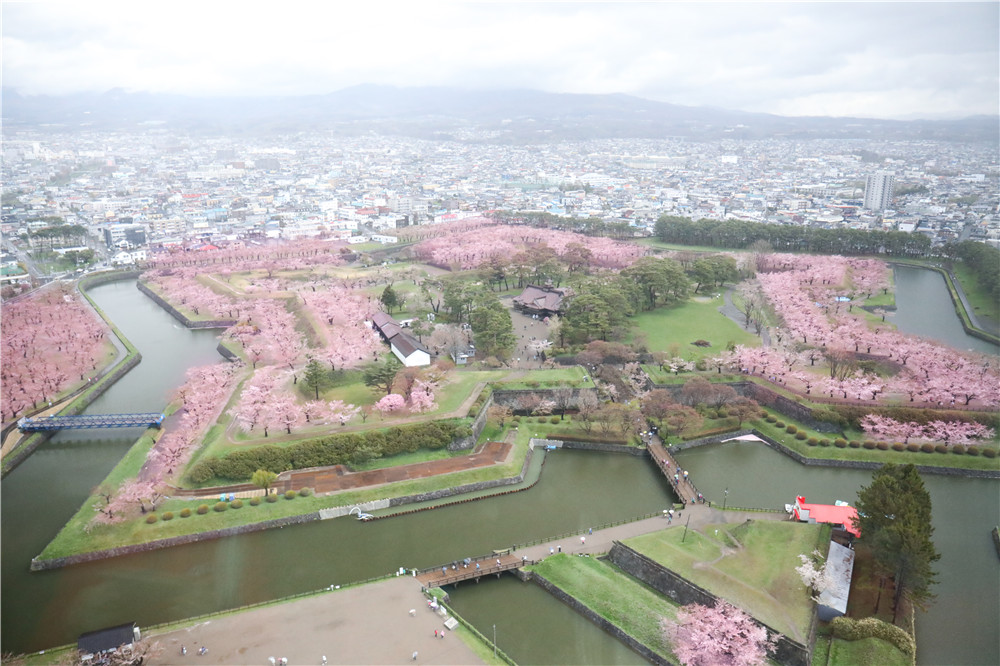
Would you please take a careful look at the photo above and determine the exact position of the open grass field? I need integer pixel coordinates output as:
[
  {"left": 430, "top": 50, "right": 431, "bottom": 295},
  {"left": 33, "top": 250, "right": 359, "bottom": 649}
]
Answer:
[
  {"left": 951, "top": 262, "right": 1000, "bottom": 334},
  {"left": 624, "top": 520, "right": 826, "bottom": 641},
  {"left": 630, "top": 296, "right": 760, "bottom": 359},
  {"left": 528, "top": 554, "right": 678, "bottom": 660}
]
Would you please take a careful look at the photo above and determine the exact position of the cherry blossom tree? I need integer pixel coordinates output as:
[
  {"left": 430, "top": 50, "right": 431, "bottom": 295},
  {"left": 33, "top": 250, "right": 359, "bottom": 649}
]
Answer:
[
  {"left": 663, "top": 600, "right": 776, "bottom": 666},
  {"left": 374, "top": 393, "right": 406, "bottom": 416}
]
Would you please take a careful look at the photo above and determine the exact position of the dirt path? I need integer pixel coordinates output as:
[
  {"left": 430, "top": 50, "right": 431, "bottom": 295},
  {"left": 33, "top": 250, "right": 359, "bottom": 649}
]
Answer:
[{"left": 145, "top": 576, "right": 484, "bottom": 666}]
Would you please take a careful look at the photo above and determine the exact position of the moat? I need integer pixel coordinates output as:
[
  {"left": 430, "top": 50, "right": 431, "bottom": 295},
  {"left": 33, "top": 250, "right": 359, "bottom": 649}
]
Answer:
[{"left": 2, "top": 274, "right": 997, "bottom": 665}]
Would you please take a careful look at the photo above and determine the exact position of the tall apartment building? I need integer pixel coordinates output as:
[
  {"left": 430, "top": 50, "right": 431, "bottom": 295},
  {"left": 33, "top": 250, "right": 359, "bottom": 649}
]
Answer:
[{"left": 864, "top": 171, "right": 896, "bottom": 211}]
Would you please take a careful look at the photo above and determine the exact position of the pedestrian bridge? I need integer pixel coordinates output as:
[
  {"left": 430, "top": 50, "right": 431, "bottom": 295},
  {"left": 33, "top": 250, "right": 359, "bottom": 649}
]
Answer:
[
  {"left": 417, "top": 552, "right": 532, "bottom": 589},
  {"left": 17, "top": 412, "right": 165, "bottom": 432}
]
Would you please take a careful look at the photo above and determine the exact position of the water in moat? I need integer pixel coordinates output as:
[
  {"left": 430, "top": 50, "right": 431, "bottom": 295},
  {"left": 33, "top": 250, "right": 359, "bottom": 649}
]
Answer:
[{"left": 2, "top": 273, "right": 998, "bottom": 664}]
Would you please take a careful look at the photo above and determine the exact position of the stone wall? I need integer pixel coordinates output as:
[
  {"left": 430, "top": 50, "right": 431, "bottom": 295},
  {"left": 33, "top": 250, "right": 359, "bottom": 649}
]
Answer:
[
  {"left": 30, "top": 512, "right": 320, "bottom": 571},
  {"left": 559, "top": 440, "right": 648, "bottom": 456},
  {"left": 530, "top": 571, "right": 670, "bottom": 665},
  {"left": 491, "top": 387, "right": 600, "bottom": 412},
  {"left": 136, "top": 280, "right": 236, "bottom": 329},
  {"left": 607, "top": 541, "right": 813, "bottom": 666}
]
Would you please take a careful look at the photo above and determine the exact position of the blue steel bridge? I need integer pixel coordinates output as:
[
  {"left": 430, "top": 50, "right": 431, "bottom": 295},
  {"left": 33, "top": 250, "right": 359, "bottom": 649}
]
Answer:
[{"left": 17, "top": 413, "right": 165, "bottom": 432}]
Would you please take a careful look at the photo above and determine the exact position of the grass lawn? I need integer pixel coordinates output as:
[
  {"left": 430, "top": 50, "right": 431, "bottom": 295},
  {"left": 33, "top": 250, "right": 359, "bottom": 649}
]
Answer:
[
  {"left": 637, "top": 238, "right": 741, "bottom": 254},
  {"left": 828, "top": 636, "right": 909, "bottom": 666},
  {"left": 624, "top": 520, "right": 827, "bottom": 641},
  {"left": 951, "top": 262, "right": 1000, "bottom": 333},
  {"left": 528, "top": 554, "right": 678, "bottom": 660},
  {"left": 492, "top": 365, "right": 589, "bottom": 389},
  {"left": 630, "top": 296, "right": 760, "bottom": 359}
]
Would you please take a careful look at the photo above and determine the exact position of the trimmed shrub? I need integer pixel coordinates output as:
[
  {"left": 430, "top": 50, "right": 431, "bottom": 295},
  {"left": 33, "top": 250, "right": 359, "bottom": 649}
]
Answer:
[
  {"left": 935, "top": 444, "right": 949, "bottom": 454},
  {"left": 231, "top": 499, "right": 244, "bottom": 509},
  {"left": 983, "top": 448, "right": 997, "bottom": 459},
  {"left": 180, "top": 508, "right": 192, "bottom": 518},
  {"left": 967, "top": 445, "right": 981, "bottom": 456},
  {"left": 785, "top": 424, "right": 797, "bottom": 434},
  {"left": 214, "top": 501, "right": 228, "bottom": 512},
  {"left": 550, "top": 416, "right": 560, "bottom": 424},
  {"left": 834, "top": 439, "right": 848, "bottom": 448},
  {"left": 298, "top": 487, "right": 312, "bottom": 497},
  {"left": 162, "top": 511, "right": 174, "bottom": 521},
  {"left": 819, "top": 439, "right": 831, "bottom": 447},
  {"left": 284, "top": 490, "right": 297, "bottom": 500},
  {"left": 849, "top": 440, "right": 861, "bottom": 448},
  {"left": 795, "top": 432, "right": 807, "bottom": 440},
  {"left": 145, "top": 514, "right": 158, "bottom": 524},
  {"left": 877, "top": 441, "right": 889, "bottom": 451},
  {"left": 920, "top": 443, "right": 935, "bottom": 453},
  {"left": 775, "top": 421, "right": 786, "bottom": 428},
  {"left": 807, "top": 437, "right": 819, "bottom": 446},
  {"left": 266, "top": 493, "right": 279, "bottom": 503},
  {"left": 830, "top": 617, "right": 915, "bottom": 659},
  {"left": 863, "top": 441, "right": 876, "bottom": 450},
  {"left": 951, "top": 445, "right": 966, "bottom": 455},
  {"left": 892, "top": 442, "right": 906, "bottom": 451},
  {"left": 759, "top": 410, "right": 769, "bottom": 418},
  {"left": 249, "top": 497, "right": 261, "bottom": 506},
  {"left": 196, "top": 504, "right": 210, "bottom": 515}
]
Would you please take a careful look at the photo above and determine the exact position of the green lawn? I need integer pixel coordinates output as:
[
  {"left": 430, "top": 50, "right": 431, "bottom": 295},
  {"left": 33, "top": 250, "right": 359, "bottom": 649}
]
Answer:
[
  {"left": 952, "top": 262, "right": 1000, "bottom": 333},
  {"left": 630, "top": 296, "right": 760, "bottom": 359},
  {"left": 528, "top": 554, "right": 678, "bottom": 660},
  {"left": 625, "top": 520, "right": 826, "bottom": 641},
  {"left": 828, "top": 636, "right": 910, "bottom": 666},
  {"left": 493, "top": 365, "right": 588, "bottom": 389}
]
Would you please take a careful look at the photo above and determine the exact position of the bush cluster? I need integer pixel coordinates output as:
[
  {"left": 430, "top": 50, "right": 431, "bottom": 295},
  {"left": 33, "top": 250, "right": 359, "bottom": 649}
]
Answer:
[
  {"left": 266, "top": 494, "right": 279, "bottom": 503},
  {"left": 249, "top": 497, "right": 261, "bottom": 506},
  {"left": 284, "top": 490, "right": 296, "bottom": 500},
  {"left": 863, "top": 441, "right": 877, "bottom": 450},
  {"left": 834, "top": 439, "right": 847, "bottom": 448},
  {"left": 180, "top": 508, "right": 192, "bottom": 518},
  {"left": 795, "top": 432, "right": 807, "bottom": 440},
  {"left": 197, "top": 504, "right": 210, "bottom": 515},
  {"left": 920, "top": 443, "right": 935, "bottom": 453},
  {"left": 189, "top": 420, "right": 471, "bottom": 483},
  {"left": 145, "top": 514, "right": 158, "bottom": 524},
  {"left": 892, "top": 442, "right": 906, "bottom": 452},
  {"left": 214, "top": 501, "right": 228, "bottom": 512},
  {"left": 830, "top": 617, "right": 915, "bottom": 659},
  {"left": 231, "top": 499, "right": 244, "bottom": 509},
  {"left": 831, "top": 405, "right": 999, "bottom": 431},
  {"left": 785, "top": 424, "right": 797, "bottom": 434},
  {"left": 162, "top": 511, "right": 174, "bottom": 521},
  {"left": 807, "top": 437, "right": 818, "bottom": 446},
  {"left": 298, "top": 487, "right": 312, "bottom": 497}
]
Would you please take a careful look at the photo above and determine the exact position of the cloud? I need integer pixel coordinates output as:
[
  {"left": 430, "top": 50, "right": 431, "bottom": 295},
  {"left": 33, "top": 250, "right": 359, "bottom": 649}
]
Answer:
[{"left": 2, "top": 1, "right": 997, "bottom": 119}]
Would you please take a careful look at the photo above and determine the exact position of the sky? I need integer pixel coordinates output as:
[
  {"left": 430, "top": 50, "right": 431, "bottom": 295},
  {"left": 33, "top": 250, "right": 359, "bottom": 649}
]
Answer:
[{"left": 2, "top": 1, "right": 998, "bottom": 120}]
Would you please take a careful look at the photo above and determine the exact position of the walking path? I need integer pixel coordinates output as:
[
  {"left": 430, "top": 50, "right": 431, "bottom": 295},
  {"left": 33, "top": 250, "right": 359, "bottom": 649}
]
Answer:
[{"left": 720, "top": 287, "right": 771, "bottom": 346}]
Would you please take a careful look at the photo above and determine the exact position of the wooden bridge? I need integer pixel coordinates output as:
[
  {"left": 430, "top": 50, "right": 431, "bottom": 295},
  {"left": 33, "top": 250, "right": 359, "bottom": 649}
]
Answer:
[
  {"left": 647, "top": 438, "right": 703, "bottom": 505},
  {"left": 416, "top": 552, "right": 534, "bottom": 589},
  {"left": 17, "top": 412, "right": 165, "bottom": 432}
]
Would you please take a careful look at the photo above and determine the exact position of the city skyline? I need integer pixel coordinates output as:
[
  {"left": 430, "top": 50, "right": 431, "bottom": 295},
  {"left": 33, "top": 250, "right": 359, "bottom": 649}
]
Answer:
[{"left": 2, "top": 1, "right": 998, "bottom": 121}]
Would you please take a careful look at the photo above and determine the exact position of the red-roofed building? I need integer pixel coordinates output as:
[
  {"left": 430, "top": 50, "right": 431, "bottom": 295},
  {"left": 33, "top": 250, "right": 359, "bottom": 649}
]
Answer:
[{"left": 792, "top": 496, "right": 860, "bottom": 539}]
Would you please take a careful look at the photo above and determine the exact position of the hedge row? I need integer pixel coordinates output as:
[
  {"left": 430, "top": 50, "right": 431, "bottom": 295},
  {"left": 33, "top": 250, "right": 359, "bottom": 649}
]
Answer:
[
  {"left": 828, "top": 405, "right": 1000, "bottom": 431},
  {"left": 189, "top": 421, "right": 471, "bottom": 483},
  {"left": 830, "top": 616, "right": 915, "bottom": 659}
]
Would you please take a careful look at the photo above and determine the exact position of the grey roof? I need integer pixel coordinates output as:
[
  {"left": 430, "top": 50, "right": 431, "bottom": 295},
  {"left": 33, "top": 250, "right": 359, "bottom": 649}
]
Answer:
[
  {"left": 389, "top": 331, "right": 429, "bottom": 358},
  {"left": 513, "top": 284, "right": 569, "bottom": 312},
  {"left": 817, "top": 541, "right": 855, "bottom": 619},
  {"left": 78, "top": 623, "right": 137, "bottom": 654}
]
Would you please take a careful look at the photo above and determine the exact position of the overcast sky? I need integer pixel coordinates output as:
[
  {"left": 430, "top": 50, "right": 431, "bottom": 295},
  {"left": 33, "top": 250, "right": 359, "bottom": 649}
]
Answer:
[{"left": 3, "top": 1, "right": 997, "bottom": 120}]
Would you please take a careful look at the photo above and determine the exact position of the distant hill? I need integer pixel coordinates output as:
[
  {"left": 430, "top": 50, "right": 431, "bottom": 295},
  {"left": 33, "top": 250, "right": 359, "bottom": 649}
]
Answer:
[{"left": 2, "top": 85, "right": 996, "bottom": 142}]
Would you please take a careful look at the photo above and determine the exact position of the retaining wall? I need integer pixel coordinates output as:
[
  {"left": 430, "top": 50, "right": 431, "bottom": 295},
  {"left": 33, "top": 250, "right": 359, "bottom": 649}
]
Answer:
[
  {"left": 136, "top": 280, "right": 236, "bottom": 329},
  {"left": 30, "top": 512, "right": 320, "bottom": 571},
  {"left": 530, "top": 571, "right": 670, "bottom": 665},
  {"left": 606, "top": 541, "right": 813, "bottom": 666}
]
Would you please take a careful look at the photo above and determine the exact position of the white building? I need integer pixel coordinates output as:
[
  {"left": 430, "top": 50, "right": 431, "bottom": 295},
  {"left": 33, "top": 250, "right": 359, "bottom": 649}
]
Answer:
[{"left": 864, "top": 172, "right": 896, "bottom": 211}]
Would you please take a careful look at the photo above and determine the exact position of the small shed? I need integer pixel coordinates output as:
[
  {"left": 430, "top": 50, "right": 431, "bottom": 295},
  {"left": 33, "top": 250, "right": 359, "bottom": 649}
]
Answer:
[
  {"left": 792, "top": 496, "right": 860, "bottom": 539},
  {"left": 78, "top": 622, "right": 140, "bottom": 661}
]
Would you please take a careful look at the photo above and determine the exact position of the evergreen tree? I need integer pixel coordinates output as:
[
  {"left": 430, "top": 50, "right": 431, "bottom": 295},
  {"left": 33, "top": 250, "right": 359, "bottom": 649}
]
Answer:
[
  {"left": 363, "top": 356, "right": 402, "bottom": 395},
  {"left": 379, "top": 284, "right": 400, "bottom": 314},
  {"left": 854, "top": 463, "right": 939, "bottom": 622},
  {"left": 303, "top": 357, "right": 326, "bottom": 400}
]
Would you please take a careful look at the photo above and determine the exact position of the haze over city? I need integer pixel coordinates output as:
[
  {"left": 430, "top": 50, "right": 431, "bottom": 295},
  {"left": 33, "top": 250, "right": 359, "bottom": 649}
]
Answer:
[{"left": 3, "top": 1, "right": 998, "bottom": 120}]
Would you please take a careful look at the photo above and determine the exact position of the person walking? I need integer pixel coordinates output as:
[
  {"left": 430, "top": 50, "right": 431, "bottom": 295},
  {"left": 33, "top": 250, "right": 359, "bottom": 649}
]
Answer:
[{"left": 412, "top": 651, "right": 419, "bottom": 661}]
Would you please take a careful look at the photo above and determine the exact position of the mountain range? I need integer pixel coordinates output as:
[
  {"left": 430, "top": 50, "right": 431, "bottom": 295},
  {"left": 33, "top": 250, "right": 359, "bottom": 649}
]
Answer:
[{"left": 3, "top": 85, "right": 996, "bottom": 142}]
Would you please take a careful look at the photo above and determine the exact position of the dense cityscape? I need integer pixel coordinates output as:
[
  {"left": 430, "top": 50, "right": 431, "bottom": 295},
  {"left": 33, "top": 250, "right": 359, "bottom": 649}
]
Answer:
[{"left": 2, "top": 132, "right": 997, "bottom": 282}]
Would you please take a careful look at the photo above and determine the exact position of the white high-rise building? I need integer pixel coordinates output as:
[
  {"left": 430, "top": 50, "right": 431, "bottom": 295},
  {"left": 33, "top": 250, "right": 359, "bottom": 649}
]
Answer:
[{"left": 864, "top": 171, "right": 896, "bottom": 211}]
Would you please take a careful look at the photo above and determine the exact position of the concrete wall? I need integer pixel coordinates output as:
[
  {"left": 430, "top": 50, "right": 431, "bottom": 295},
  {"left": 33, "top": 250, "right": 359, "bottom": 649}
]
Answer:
[{"left": 607, "top": 541, "right": 814, "bottom": 666}]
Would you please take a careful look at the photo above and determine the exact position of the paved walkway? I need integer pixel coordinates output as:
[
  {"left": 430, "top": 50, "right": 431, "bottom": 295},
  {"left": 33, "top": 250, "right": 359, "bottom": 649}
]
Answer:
[{"left": 720, "top": 287, "right": 770, "bottom": 347}]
